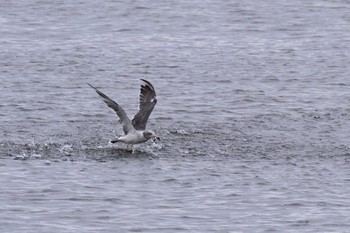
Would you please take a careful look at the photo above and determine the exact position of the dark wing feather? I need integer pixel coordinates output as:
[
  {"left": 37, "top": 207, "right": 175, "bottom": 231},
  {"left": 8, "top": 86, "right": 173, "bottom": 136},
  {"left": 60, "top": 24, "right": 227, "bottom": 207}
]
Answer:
[
  {"left": 88, "top": 83, "right": 134, "bottom": 135},
  {"left": 132, "top": 79, "right": 157, "bottom": 130}
]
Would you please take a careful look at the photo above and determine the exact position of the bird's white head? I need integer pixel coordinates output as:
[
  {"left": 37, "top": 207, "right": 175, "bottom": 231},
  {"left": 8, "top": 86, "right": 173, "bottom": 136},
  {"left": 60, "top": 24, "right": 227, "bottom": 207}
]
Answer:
[{"left": 143, "top": 130, "right": 160, "bottom": 141}]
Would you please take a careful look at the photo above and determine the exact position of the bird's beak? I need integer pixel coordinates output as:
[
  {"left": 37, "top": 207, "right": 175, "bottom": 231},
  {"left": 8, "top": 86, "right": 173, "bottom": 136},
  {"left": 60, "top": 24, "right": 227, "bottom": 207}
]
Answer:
[{"left": 152, "top": 136, "right": 161, "bottom": 142}]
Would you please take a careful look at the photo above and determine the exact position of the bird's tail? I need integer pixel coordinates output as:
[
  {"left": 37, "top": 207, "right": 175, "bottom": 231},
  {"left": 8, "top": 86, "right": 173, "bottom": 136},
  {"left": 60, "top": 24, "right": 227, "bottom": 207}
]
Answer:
[{"left": 110, "top": 139, "right": 120, "bottom": 143}]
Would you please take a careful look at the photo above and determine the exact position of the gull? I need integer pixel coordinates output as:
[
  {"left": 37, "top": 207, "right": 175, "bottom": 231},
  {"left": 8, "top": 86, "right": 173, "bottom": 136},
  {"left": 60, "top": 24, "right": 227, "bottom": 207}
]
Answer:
[{"left": 88, "top": 79, "right": 159, "bottom": 151}]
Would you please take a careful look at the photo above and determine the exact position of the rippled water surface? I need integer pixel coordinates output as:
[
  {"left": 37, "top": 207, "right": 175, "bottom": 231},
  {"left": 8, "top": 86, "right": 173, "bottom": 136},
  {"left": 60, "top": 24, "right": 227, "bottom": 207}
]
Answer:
[{"left": 1, "top": 0, "right": 350, "bottom": 232}]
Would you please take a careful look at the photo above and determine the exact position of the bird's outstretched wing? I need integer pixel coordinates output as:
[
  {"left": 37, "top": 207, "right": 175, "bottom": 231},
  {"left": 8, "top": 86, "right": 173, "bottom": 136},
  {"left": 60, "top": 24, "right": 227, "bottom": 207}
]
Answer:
[
  {"left": 132, "top": 79, "right": 157, "bottom": 130},
  {"left": 88, "top": 83, "right": 134, "bottom": 135}
]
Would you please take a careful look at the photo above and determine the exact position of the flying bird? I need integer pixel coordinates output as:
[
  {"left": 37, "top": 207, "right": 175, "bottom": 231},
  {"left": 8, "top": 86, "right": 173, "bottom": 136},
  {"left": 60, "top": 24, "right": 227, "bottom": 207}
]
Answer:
[{"left": 88, "top": 79, "right": 159, "bottom": 151}]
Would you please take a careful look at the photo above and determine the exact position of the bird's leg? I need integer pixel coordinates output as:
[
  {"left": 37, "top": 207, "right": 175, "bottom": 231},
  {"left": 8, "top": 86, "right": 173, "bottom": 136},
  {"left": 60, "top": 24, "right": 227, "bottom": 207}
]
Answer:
[{"left": 126, "top": 144, "right": 134, "bottom": 153}]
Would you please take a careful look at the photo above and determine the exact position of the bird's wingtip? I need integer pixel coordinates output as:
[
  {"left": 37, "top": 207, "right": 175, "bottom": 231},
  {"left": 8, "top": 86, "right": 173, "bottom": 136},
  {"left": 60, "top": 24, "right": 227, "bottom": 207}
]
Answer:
[
  {"left": 140, "top": 79, "right": 155, "bottom": 90},
  {"left": 87, "top": 83, "right": 98, "bottom": 91}
]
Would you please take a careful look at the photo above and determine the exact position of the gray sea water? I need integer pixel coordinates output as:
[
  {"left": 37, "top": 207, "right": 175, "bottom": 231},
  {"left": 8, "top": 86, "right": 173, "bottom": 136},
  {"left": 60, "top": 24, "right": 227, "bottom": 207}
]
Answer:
[{"left": 1, "top": 0, "right": 350, "bottom": 232}]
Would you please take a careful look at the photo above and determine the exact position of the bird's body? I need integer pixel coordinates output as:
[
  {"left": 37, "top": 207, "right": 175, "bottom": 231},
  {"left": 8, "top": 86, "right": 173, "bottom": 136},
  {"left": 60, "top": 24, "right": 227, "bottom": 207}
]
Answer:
[
  {"left": 112, "top": 131, "right": 148, "bottom": 144},
  {"left": 88, "top": 79, "right": 158, "bottom": 151}
]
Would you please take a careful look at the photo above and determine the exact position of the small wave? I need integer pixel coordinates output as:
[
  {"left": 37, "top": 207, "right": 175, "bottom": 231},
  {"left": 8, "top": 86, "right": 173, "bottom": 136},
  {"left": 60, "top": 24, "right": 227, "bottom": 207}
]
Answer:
[
  {"left": 13, "top": 152, "right": 43, "bottom": 160},
  {"left": 115, "top": 28, "right": 134, "bottom": 32},
  {"left": 168, "top": 129, "right": 189, "bottom": 135},
  {"left": 133, "top": 6, "right": 149, "bottom": 10}
]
